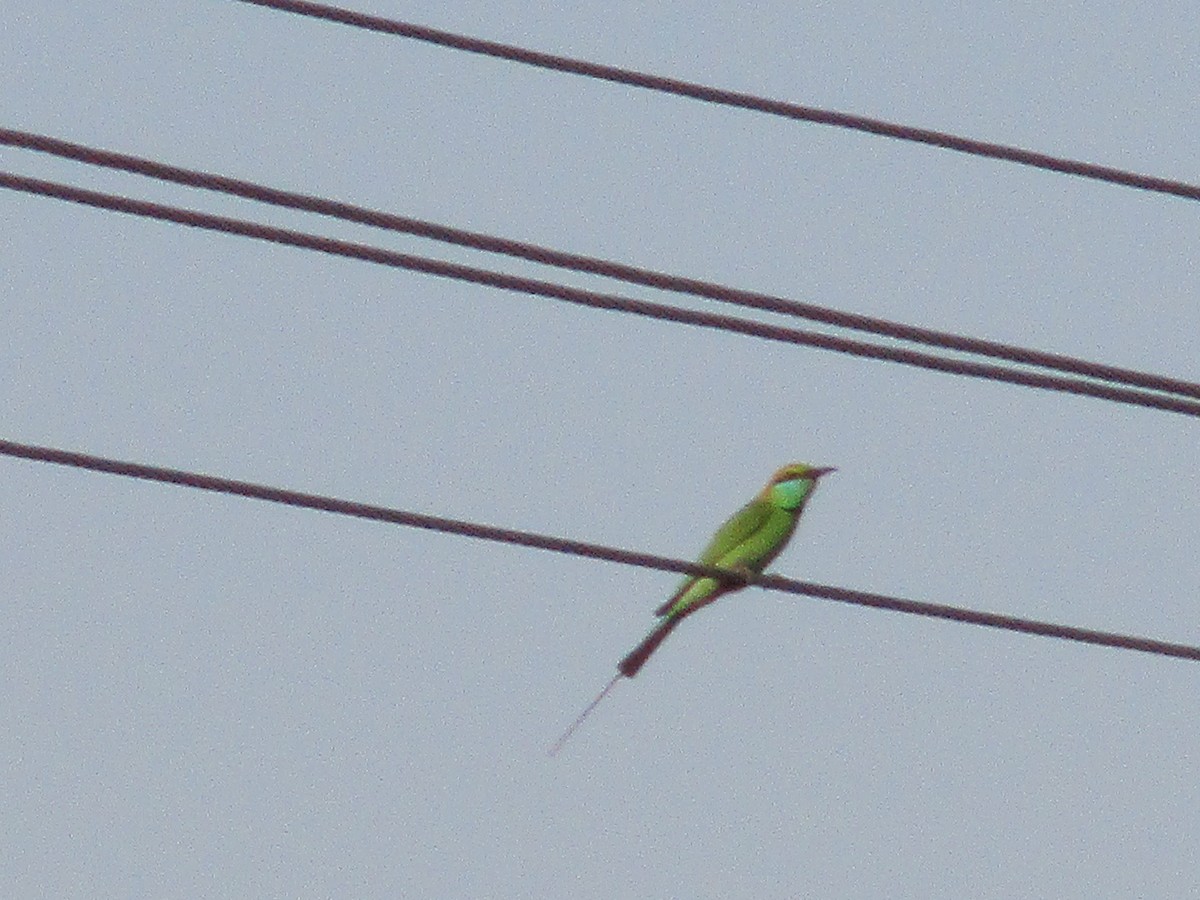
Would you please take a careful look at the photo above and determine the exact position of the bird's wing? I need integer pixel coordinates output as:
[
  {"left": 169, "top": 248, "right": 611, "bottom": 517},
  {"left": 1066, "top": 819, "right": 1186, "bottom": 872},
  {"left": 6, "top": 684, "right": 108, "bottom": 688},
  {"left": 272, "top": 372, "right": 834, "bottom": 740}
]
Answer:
[
  {"left": 713, "top": 504, "right": 796, "bottom": 574},
  {"left": 696, "top": 499, "right": 773, "bottom": 566},
  {"left": 655, "top": 500, "right": 773, "bottom": 616}
]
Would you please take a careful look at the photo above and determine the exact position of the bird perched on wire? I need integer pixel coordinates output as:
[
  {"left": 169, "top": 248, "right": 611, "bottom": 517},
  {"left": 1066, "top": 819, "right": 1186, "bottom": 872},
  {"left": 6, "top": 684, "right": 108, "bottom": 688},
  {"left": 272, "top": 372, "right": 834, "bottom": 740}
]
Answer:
[{"left": 550, "top": 462, "right": 836, "bottom": 755}]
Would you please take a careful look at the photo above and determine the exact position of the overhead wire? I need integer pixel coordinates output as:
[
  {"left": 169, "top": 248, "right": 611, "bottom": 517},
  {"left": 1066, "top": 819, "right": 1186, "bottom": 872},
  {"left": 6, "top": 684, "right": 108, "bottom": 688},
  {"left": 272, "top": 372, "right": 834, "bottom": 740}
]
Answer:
[
  {"left": 5, "top": 9, "right": 1192, "bottom": 694},
  {"left": 4, "top": 437, "right": 1198, "bottom": 663},
  {"left": 6, "top": 18, "right": 1195, "bottom": 669},
  {"left": 4, "top": 128, "right": 1198, "bottom": 403},
  {"left": 233, "top": 0, "right": 1200, "bottom": 204},
  {"left": 5, "top": 170, "right": 1200, "bottom": 419}
]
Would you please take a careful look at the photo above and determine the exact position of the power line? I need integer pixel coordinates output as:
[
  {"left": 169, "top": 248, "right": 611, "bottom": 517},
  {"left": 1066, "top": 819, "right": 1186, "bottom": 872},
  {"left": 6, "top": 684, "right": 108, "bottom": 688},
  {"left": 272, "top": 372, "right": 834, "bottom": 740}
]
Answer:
[
  {"left": 3, "top": 436, "right": 1198, "bottom": 663},
  {"left": 233, "top": 0, "right": 1200, "bottom": 204},
  {"left": 6, "top": 128, "right": 1197, "bottom": 403},
  {"left": 6, "top": 170, "right": 1200, "bottom": 419}
]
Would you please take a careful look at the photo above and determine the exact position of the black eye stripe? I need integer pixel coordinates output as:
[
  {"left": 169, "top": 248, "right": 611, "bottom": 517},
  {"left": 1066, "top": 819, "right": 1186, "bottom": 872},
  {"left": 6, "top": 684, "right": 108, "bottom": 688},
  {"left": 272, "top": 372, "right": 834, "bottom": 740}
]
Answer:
[{"left": 774, "top": 472, "right": 809, "bottom": 485}]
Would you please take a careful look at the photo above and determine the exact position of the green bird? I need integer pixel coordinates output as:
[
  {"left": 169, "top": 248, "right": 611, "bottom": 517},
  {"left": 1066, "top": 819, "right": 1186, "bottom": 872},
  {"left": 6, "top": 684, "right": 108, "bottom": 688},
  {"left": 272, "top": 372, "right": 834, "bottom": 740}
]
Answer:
[{"left": 550, "top": 462, "right": 835, "bottom": 755}]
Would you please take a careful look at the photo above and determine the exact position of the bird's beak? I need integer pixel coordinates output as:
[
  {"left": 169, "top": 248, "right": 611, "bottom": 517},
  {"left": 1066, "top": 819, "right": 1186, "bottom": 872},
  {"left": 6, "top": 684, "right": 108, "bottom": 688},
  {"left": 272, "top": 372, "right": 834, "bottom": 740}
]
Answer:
[{"left": 809, "top": 466, "right": 838, "bottom": 478}]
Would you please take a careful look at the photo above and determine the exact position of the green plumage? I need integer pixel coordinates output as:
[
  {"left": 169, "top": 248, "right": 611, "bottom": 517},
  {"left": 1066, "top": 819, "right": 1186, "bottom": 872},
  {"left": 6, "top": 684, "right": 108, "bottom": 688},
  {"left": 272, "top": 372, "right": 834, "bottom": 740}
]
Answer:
[
  {"left": 550, "top": 462, "right": 835, "bottom": 754},
  {"left": 619, "top": 462, "right": 833, "bottom": 677},
  {"left": 656, "top": 494, "right": 799, "bottom": 617}
]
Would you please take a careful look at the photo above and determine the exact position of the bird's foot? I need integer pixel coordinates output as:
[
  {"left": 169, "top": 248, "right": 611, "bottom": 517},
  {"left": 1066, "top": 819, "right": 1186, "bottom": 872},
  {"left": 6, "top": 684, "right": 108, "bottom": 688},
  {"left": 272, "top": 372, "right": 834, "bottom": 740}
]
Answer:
[{"left": 720, "top": 564, "right": 756, "bottom": 587}]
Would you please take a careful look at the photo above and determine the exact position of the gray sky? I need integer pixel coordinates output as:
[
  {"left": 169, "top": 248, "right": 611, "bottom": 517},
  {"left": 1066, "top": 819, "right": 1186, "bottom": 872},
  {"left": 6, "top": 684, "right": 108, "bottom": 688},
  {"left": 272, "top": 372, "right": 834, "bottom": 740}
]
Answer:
[{"left": 4, "top": 2, "right": 1198, "bottom": 897}]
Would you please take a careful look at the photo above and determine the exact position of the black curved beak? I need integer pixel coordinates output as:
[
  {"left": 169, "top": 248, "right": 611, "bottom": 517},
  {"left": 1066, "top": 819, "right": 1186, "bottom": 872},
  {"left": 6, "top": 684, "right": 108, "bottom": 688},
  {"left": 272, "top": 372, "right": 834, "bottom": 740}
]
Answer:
[{"left": 810, "top": 466, "right": 838, "bottom": 478}]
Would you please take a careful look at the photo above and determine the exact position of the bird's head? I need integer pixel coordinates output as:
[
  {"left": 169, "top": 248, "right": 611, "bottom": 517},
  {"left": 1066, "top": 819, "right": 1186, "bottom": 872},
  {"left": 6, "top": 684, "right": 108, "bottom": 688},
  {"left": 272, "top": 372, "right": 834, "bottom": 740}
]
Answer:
[{"left": 762, "top": 462, "right": 837, "bottom": 510}]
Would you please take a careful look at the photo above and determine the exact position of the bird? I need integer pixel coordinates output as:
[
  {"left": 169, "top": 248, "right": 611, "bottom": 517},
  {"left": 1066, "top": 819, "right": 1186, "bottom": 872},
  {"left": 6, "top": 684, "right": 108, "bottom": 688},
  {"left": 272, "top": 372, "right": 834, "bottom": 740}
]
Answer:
[{"left": 549, "top": 462, "right": 836, "bottom": 755}]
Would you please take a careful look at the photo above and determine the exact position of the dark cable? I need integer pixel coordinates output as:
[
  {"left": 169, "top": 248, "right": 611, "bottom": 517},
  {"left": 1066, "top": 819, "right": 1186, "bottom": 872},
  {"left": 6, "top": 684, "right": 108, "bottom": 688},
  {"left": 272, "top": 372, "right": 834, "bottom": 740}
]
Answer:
[
  {"left": 6, "top": 170, "right": 1200, "bottom": 419},
  {"left": 3, "top": 437, "right": 1197, "bottom": 663},
  {"left": 233, "top": 0, "right": 1200, "bottom": 203},
  {"left": 5, "top": 128, "right": 1196, "bottom": 402}
]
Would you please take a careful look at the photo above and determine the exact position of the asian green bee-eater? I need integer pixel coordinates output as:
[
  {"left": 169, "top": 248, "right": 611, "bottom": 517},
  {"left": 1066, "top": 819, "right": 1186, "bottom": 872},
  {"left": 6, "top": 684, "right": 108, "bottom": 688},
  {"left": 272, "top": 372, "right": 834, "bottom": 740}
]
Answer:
[{"left": 550, "top": 462, "right": 835, "bottom": 755}]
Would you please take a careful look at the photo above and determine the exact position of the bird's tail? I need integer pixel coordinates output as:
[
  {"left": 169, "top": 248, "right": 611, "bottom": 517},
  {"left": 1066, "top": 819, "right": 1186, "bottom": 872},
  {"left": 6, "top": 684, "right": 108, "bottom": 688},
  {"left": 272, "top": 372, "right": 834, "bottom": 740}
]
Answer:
[{"left": 618, "top": 616, "right": 681, "bottom": 678}]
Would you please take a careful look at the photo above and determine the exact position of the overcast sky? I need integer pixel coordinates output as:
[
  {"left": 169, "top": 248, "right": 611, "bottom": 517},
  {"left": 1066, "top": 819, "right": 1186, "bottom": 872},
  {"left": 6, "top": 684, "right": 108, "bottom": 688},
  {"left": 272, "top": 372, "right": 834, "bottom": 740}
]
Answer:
[{"left": 4, "top": 2, "right": 1198, "bottom": 897}]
